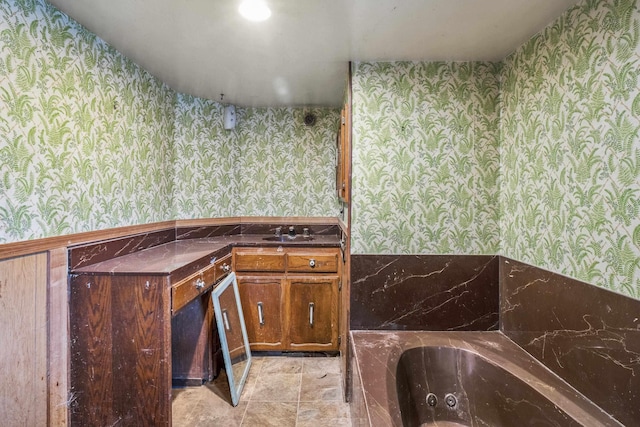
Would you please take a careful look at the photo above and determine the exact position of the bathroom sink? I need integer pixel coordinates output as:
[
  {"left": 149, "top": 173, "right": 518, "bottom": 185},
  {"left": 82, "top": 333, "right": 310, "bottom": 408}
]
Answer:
[{"left": 262, "top": 235, "right": 314, "bottom": 242}]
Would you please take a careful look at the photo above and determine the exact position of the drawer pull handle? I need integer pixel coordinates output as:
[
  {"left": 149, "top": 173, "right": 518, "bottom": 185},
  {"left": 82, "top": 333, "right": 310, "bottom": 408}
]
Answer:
[
  {"left": 257, "top": 302, "right": 264, "bottom": 326},
  {"left": 195, "top": 278, "right": 205, "bottom": 290},
  {"left": 222, "top": 263, "right": 231, "bottom": 272},
  {"left": 309, "top": 302, "right": 314, "bottom": 326},
  {"left": 309, "top": 259, "right": 316, "bottom": 268},
  {"left": 222, "top": 310, "right": 230, "bottom": 331}
]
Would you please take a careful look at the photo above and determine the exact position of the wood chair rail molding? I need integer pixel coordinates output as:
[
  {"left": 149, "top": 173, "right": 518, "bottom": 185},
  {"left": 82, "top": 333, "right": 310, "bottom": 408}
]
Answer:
[{"left": 0, "top": 217, "right": 340, "bottom": 261}]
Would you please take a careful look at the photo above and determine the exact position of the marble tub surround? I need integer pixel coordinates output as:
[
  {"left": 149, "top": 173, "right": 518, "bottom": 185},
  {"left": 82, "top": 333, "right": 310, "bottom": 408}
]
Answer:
[
  {"left": 349, "top": 331, "right": 620, "bottom": 427},
  {"left": 500, "top": 257, "right": 640, "bottom": 426},
  {"left": 351, "top": 255, "right": 499, "bottom": 330}
]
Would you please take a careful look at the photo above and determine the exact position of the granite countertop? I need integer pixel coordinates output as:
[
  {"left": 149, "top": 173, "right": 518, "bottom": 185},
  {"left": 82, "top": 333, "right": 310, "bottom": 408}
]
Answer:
[{"left": 70, "top": 234, "right": 341, "bottom": 275}]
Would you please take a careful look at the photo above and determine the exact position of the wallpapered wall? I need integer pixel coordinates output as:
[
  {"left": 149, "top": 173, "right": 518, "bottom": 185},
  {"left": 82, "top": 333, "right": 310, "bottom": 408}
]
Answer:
[
  {"left": 172, "top": 100, "right": 340, "bottom": 219},
  {"left": 1, "top": 1, "right": 340, "bottom": 243},
  {"left": 351, "top": 61, "right": 501, "bottom": 254},
  {"left": 0, "top": 0, "right": 176, "bottom": 243},
  {"left": 350, "top": 0, "right": 640, "bottom": 299},
  {"left": 236, "top": 107, "right": 340, "bottom": 217},
  {"left": 173, "top": 94, "right": 239, "bottom": 218},
  {"left": 501, "top": 0, "right": 640, "bottom": 298}
]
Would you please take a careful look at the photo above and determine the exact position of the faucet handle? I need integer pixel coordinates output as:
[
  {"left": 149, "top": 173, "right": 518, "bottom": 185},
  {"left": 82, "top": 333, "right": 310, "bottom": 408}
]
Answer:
[{"left": 275, "top": 226, "right": 282, "bottom": 236}]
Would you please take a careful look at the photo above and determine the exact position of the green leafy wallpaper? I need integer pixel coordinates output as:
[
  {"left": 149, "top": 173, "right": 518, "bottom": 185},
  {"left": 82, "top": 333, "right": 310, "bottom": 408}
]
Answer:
[
  {"left": 501, "top": 0, "right": 640, "bottom": 298},
  {"left": 236, "top": 107, "right": 340, "bottom": 217},
  {"left": 350, "top": 0, "right": 640, "bottom": 298},
  {"left": 172, "top": 103, "right": 340, "bottom": 219},
  {"left": 0, "top": 0, "right": 176, "bottom": 243},
  {"left": 351, "top": 61, "right": 501, "bottom": 254},
  {"left": 172, "top": 94, "right": 239, "bottom": 218}
]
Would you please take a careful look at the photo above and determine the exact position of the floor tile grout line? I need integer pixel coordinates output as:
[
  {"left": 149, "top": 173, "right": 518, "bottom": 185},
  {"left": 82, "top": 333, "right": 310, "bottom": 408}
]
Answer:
[
  {"left": 295, "top": 358, "right": 306, "bottom": 426},
  {"left": 240, "top": 356, "right": 263, "bottom": 425}
]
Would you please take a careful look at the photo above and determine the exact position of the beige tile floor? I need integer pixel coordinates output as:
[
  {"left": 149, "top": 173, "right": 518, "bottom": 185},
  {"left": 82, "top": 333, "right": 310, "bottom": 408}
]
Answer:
[{"left": 172, "top": 356, "right": 352, "bottom": 426}]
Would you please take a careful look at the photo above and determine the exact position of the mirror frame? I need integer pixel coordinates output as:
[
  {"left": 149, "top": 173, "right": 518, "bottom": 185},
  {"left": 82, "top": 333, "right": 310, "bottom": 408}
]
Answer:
[{"left": 211, "top": 272, "right": 252, "bottom": 406}]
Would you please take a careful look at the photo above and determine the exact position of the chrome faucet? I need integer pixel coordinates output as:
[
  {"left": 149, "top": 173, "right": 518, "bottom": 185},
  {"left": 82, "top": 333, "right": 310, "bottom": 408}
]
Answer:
[{"left": 288, "top": 226, "right": 296, "bottom": 237}]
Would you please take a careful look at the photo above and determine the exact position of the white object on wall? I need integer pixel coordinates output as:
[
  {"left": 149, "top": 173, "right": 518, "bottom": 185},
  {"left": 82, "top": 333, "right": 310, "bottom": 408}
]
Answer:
[{"left": 223, "top": 104, "right": 236, "bottom": 130}]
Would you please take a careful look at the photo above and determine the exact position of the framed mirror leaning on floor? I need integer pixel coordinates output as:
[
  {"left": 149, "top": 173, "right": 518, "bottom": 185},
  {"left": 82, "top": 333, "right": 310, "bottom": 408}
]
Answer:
[{"left": 211, "top": 272, "right": 252, "bottom": 406}]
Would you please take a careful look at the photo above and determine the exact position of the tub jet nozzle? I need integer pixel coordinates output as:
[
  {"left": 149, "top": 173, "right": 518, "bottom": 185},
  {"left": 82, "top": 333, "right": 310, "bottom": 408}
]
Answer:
[
  {"left": 444, "top": 393, "right": 457, "bottom": 408},
  {"left": 426, "top": 393, "right": 437, "bottom": 407}
]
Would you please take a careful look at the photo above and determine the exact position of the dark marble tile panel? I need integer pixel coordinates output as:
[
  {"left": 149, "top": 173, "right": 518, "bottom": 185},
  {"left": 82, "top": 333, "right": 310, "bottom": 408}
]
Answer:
[
  {"left": 500, "top": 257, "right": 640, "bottom": 426},
  {"left": 175, "top": 225, "right": 241, "bottom": 239},
  {"left": 351, "top": 255, "right": 499, "bottom": 331},
  {"left": 68, "top": 229, "right": 176, "bottom": 270},
  {"left": 240, "top": 223, "right": 339, "bottom": 236}
]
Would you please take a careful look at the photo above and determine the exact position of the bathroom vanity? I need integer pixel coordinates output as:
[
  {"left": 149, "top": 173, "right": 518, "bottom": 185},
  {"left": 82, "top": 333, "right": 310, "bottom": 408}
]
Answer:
[
  {"left": 234, "top": 246, "right": 341, "bottom": 351},
  {"left": 67, "top": 227, "right": 341, "bottom": 426}
]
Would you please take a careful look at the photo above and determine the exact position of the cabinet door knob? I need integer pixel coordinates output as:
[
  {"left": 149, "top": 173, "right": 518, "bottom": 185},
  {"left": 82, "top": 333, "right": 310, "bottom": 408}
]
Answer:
[
  {"left": 222, "top": 263, "right": 231, "bottom": 272},
  {"left": 309, "top": 259, "right": 316, "bottom": 268},
  {"left": 195, "top": 278, "right": 205, "bottom": 290}
]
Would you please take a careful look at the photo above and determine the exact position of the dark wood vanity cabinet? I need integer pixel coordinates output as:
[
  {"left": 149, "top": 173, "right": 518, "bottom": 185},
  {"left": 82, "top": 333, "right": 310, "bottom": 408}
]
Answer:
[
  {"left": 69, "top": 248, "right": 231, "bottom": 426},
  {"left": 233, "top": 247, "right": 340, "bottom": 352}
]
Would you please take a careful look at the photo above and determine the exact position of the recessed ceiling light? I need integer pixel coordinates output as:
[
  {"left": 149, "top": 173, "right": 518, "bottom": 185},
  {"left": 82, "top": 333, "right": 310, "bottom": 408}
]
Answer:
[{"left": 238, "top": 0, "right": 271, "bottom": 22}]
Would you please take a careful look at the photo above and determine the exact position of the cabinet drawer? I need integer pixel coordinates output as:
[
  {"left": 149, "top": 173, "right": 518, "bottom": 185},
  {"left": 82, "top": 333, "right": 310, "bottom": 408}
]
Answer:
[
  {"left": 234, "top": 250, "right": 285, "bottom": 272},
  {"left": 214, "top": 254, "right": 232, "bottom": 281},
  {"left": 172, "top": 263, "right": 216, "bottom": 313},
  {"left": 287, "top": 252, "right": 339, "bottom": 273}
]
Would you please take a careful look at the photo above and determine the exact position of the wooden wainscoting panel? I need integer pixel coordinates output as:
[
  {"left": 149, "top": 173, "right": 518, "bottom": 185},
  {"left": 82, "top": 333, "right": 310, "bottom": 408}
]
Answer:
[
  {"left": 0, "top": 253, "right": 48, "bottom": 426},
  {"left": 49, "top": 247, "right": 69, "bottom": 426}
]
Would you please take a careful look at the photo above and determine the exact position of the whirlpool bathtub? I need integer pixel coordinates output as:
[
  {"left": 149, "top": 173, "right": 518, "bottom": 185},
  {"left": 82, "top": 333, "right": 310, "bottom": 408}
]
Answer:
[{"left": 349, "top": 331, "right": 620, "bottom": 427}]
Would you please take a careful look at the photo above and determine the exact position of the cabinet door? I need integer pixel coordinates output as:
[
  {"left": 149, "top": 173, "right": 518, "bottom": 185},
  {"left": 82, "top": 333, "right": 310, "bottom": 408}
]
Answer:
[
  {"left": 237, "top": 275, "right": 284, "bottom": 351},
  {"left": 287, "top": 276, "right": 339, "bottom": 351},
  {"left": 70, "top": 274, "right": 171, "bottom": 426}
]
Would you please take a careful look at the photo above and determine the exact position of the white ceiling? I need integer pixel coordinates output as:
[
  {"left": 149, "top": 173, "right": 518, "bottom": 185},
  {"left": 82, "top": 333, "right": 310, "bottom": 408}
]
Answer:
[{"left": 47, "top": 0, "right": 580, "bottom": 107}]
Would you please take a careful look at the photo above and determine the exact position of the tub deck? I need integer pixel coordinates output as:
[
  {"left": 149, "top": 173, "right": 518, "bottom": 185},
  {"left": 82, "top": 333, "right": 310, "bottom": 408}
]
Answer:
[{"left": 349, "top": 331, "right": 621, "bottom": 427}]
